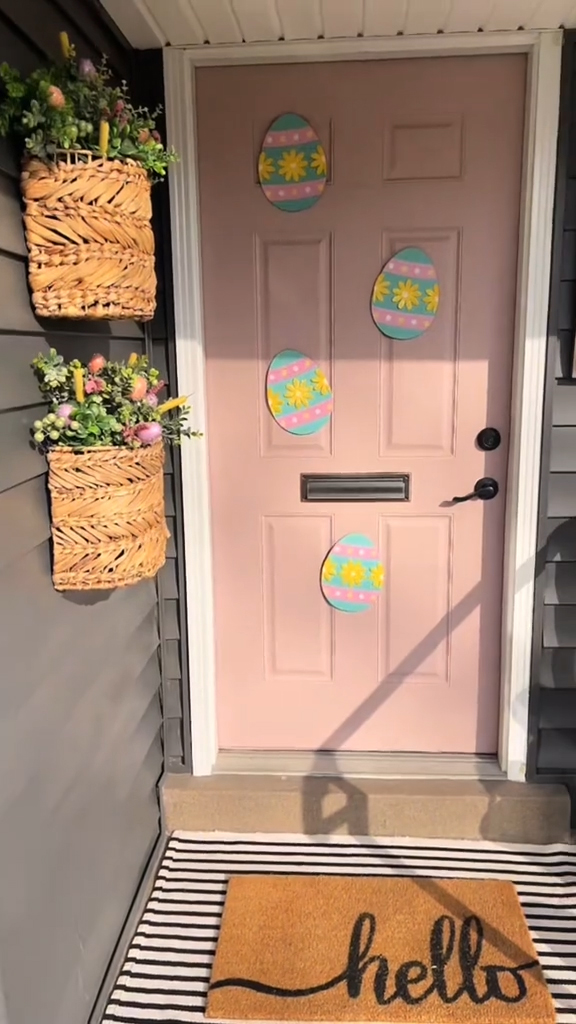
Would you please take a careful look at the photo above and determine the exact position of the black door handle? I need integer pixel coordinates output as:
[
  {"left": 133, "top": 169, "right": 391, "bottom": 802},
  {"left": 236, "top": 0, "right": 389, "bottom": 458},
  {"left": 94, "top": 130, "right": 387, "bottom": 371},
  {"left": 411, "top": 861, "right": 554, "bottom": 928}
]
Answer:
[{"left": 452, "top": 477, "right": 499, "bottom": 504}]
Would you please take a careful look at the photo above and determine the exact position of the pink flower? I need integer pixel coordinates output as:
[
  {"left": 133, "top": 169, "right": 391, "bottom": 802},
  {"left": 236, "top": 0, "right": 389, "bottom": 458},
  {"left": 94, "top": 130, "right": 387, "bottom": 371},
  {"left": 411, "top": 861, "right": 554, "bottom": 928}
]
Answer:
[
  {"left": 152, "top": 130, "right": 162, "bottom": 144},
  {"left": 144, "top": 392, "right": 158, "bottom": 408},
  {"left": 56, "top": 403, "right": 75, "bottom": 425},
  {"left": 85, "top": 377, "right": 105, "bottom": 394},
  {"left": 150, "top": 379, "right": 166, "bottom": 395},
  {"left": 114, "top": 100, "right": 125, "bottom": 115},
  {"left": 79, "top": 58, "right": 96, "bottom": 80},
  {"left": 47, "top": 85, "right": 65, "bottom": 109}
]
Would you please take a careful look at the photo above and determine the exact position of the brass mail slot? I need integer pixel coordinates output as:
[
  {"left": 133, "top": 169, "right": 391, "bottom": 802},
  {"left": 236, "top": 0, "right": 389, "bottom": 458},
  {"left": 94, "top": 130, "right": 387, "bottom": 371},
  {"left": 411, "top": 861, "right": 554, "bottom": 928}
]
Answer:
[{"left": 300, "top": 473, "right": 410, "bottom": 502}]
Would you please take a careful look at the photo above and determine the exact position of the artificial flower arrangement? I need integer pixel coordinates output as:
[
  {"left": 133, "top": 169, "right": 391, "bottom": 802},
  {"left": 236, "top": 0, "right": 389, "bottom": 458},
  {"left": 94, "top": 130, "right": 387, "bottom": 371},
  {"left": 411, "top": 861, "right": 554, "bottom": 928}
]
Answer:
[
  {"left": 0, "top": 33, "right": 176, "bottom": 175},
  {"left": 31, "top": 350, "right": 199, "bottom": 593},
  {"left": 30, "top": 349, "right": 198, "bottom": 452},
  {"left": 0, "top": 34, "right": 177, "bottom": 320}
]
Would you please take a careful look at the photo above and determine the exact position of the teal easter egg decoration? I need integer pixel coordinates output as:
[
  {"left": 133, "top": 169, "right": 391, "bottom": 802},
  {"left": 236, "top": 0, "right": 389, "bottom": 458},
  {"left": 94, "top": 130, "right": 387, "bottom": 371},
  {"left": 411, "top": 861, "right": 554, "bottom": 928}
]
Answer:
[
  {"left": 266, "top": 350, "right": 332, "bottom": 435},
  {"left": 321, "top": 534, "right": 384, "bottom": 613},
  {"left": 258, "top": 113, "right": 327, "bottom": 212},
  {"left": 371, "top": 247, "right": 439, "bottom": 341}
]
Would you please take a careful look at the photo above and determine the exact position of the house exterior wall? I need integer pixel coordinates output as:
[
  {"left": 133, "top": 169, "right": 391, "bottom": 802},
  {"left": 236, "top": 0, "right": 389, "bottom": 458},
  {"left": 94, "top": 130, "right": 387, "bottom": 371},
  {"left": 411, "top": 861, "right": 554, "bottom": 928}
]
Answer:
[
  {"left": 135, "top": 49, "right": 192, "bottom": 773},
  {"left": 0, "top": 3, "right": 170, "bottom": 1021},
  {"left": 528, "top": 29, "right": 576, "bottom": 787}
]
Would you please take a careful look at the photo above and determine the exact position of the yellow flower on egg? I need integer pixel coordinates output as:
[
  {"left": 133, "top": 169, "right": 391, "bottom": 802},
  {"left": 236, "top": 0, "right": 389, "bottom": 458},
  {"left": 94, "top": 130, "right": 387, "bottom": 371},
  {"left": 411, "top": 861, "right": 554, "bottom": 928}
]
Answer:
[
  {"left": 311, "top": 369, "right": 331, "bottom": 396},
  {"left": 267, "top": 389, "right": 283, "bottom": 417},
  {"left": 425, "top": 283, "right": 440, "bottom": 314},
  {"left": 373, "top": 273, "right": 390, "bottom": 304},
  {"left": 278, "top": 149, "right": 308, "bottom": 182},
  {"left": 370, "top": 565, "right": 384, "bottom": 589},
  {"left": 393, "top": 279, "right": 422, "bottom": 311},
  {"left": 285, "top": 378, "right": 312, "bottom": 409},
  {"left": 341, "top": 561, "right": 366, "bottom": 588},
  {"left": 322, "top": 559, "right": 338, "bottom": 583},
  {"left": 258, "top": 153, "right": 275, "bottom": 182},
  {"left": 310, "top": 145, "right": 327, "bottom": 177}
]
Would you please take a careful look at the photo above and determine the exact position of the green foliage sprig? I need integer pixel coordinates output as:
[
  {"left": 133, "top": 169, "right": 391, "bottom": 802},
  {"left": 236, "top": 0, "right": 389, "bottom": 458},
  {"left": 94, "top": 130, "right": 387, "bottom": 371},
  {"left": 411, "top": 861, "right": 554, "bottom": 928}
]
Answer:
[
  {"left": 31, "top": 348, "right": 201, "bottom": 452},
  {"left": 0, "top": 33, "right": 177, "bottom": 178}
]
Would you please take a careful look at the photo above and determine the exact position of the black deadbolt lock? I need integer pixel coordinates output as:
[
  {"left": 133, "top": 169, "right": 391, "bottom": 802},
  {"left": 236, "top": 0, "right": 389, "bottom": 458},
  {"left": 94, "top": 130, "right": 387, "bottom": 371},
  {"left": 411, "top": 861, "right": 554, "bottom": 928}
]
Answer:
[{"left": 476, "top": 427, "right": 501, "bottom": 452}]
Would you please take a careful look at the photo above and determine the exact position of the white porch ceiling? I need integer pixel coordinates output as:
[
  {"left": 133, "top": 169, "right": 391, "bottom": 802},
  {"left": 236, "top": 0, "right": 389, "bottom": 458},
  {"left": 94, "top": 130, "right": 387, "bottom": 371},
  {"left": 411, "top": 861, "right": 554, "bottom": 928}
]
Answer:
[{"left": 101, "top": 0, "right": 576, "bottom": 49}]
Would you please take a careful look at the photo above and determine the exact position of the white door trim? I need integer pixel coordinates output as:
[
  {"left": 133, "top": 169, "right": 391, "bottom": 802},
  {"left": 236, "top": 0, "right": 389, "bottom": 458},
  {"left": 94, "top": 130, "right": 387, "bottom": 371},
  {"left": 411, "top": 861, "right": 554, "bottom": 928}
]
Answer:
[{"left": 164, "top": 30, "right": 562, "bottom": 779}]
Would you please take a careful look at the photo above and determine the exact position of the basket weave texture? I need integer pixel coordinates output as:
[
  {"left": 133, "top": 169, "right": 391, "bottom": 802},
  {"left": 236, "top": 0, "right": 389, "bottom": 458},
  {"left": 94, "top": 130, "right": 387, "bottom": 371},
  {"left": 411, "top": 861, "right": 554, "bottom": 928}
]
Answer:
[
  {"left": 47, "top": 443, "right": 168, "bottom": 591},
  {"left": 21, "top": 153, "right": 156, "bottom": 321}
]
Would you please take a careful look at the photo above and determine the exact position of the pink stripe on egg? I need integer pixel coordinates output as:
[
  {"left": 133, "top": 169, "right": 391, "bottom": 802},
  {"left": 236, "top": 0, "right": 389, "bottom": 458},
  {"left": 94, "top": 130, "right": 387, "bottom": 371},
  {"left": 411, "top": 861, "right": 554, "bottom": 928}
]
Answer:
[
  {"left": 333, "top": 545, "right": 378, "bottom": 558},
  {"left": 323, "top": 585, "right": 378, "bottom": 605},
  {"left": 264, "top": 127, "right": 318, "bottom": 147},
  {"left": 386, "top": 260, "right": 436, "bottom": 279},
  {"left": 263, "top": 180, "right": 325, "bottom": 202},
  {"left": 372, "top": 308, "right": 433, "bottom": 330},
  {"left": 268, "top": 359, "right": 314, "bottom": 382},
  {"left": 278, "top": 398, "right": 332, "bottom": 428}
]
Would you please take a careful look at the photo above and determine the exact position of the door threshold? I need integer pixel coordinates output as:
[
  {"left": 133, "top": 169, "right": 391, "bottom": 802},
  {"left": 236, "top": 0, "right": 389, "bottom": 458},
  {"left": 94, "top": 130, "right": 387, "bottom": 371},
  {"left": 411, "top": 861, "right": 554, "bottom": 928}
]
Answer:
[{"left": 215, "top": 750, "right": 505, "bottom": 780}]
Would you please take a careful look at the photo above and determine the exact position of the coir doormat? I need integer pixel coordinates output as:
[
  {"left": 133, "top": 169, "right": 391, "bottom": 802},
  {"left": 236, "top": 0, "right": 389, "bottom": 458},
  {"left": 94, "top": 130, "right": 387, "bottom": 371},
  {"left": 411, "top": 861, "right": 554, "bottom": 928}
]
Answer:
[{"left": 206, "top": 875, "right": 555, "bottom": 1024}]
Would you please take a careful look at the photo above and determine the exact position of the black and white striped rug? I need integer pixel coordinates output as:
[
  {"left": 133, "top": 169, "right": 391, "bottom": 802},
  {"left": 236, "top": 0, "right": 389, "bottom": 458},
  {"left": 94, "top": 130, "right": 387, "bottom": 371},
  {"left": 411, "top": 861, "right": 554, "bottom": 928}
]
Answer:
[{"left": 103, "top": 832, "right": 576, "bottom": 1024}]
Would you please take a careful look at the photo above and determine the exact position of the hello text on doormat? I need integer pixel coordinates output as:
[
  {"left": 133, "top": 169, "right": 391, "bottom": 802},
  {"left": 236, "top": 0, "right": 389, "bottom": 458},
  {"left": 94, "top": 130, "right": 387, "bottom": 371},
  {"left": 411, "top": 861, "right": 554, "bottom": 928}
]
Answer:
[{"left": 206, "top": 876, "right": 555, "bottom": 1023}]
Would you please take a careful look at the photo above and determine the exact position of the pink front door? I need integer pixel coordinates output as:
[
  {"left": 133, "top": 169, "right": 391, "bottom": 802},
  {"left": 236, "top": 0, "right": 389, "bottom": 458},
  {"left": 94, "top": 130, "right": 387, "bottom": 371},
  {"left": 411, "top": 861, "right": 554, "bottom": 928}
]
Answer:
[{"left": 196, "top": 55, "right": 525, "bottom": 754}]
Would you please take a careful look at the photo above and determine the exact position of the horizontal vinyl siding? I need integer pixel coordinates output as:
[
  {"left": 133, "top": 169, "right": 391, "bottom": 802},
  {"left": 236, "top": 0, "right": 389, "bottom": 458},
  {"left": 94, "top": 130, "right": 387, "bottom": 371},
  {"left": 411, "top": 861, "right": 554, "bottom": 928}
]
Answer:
[
  {"left": 0, "top": 5, "right": 163, "bottom": 1024},
  {"left": 136, "top": 49, "right": 192, "bottom": 772},
  {"left": 528, "top": 32, "right": 576, "bottom": 781}
]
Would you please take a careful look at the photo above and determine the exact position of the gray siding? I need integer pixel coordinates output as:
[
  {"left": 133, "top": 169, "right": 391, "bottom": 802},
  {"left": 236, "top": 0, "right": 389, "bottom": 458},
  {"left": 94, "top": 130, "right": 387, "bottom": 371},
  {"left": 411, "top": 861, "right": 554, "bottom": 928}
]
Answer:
[
  {"left": 529, "top": 31, "right": 576, "bottom": 781},
  {"left": 136, "top": 50, "right": 192, "bottom": 772},
  {"left": 0, "top": 3, "right": 164, "bottom": 1022}
]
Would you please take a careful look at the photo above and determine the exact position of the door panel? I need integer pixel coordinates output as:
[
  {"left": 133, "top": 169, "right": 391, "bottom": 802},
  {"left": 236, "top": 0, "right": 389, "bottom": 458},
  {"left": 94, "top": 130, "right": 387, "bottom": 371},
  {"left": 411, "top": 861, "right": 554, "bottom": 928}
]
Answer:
[
  {"left": 197, "top": 55, "right": 525, "bottom": 754},
  {"left": 262, "top": 514, "right": 333, "bottom": 681},
  {"left": 256, "top": 234, "right": 333, "bottom": 457}
]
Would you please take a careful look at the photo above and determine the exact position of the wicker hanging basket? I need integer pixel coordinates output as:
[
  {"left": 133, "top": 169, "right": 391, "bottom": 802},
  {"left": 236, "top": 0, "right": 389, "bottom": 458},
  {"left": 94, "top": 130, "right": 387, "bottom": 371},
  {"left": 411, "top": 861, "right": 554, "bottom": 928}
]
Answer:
[
  {"left": 47, "top": 443, "right": 168, "bottom": 591},
  {"left": 20, "top": 152, "right": 157, "bottom": 321}
]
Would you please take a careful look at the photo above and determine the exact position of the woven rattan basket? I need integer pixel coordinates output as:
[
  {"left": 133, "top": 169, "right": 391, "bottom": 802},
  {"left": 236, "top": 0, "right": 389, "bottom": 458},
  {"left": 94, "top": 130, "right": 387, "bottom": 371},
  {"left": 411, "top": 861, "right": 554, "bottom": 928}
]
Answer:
[
  {"left": 47, "top": 443, "right": 168, "bottom": 591},
  {"left": 21, "top": 152, "right": 156, "bottom": 320}
]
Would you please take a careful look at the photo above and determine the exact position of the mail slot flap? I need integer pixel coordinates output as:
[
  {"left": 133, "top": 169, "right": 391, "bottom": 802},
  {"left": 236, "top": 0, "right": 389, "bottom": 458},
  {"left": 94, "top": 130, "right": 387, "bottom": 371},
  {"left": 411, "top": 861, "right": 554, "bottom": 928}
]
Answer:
[{"left": 301, "top": 474, "right": 410, "bottom": 502}]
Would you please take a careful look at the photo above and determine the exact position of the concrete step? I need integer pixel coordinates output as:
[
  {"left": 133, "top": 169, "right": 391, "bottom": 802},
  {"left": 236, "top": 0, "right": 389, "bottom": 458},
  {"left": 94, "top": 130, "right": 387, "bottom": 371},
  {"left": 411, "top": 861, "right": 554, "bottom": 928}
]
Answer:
[{"left": 161, "top": 774, "right": 572, "bottom": 844}]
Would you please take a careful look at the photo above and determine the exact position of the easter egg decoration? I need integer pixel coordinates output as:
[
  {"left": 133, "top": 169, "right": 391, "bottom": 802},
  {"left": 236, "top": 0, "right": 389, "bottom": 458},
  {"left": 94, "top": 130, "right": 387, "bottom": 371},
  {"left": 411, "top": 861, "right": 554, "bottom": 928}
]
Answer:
[
  {"left": 258, "top": 113, "right": 327, "bottom": 212},
  {"left": 135, "top": 422, "right": 163, "bottom": 446},
  {"left": 371, "top": 247, "right": 439, "bottom": 341},
  {"left": 266, "top": 349, "right": 332, "bottom": 436},
  {"left": 321, "top": 534, "right": 384, "bottom": 613}
]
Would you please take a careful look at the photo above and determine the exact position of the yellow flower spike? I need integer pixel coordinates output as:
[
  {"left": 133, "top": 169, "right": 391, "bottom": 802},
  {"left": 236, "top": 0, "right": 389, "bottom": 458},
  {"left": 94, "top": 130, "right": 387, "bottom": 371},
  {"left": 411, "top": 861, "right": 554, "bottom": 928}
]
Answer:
[
  {"left": 59, "top": 32, "right": 70, "bottom": 58},
  {"left": 128, "top": 352, "right": 139, "bottom": 367},
  {"left": 157, "top": 396, "right": 188, "bottom": 415},
  {"left": 73, "top": 366, "right": 84, "bottom": 404},
  {"left": 99, "top": 120, "right": 110, "bottom": 157}
]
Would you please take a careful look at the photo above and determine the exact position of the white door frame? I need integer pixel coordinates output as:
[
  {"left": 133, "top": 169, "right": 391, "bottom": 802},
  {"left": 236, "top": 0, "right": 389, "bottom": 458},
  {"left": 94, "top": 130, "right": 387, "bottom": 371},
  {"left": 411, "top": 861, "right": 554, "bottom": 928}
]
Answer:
[{"left": 164, "top": 29, "right": 562, "bottom": 779}]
